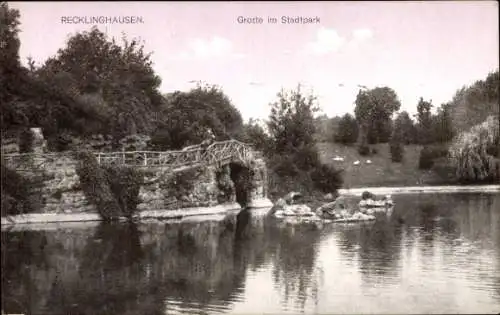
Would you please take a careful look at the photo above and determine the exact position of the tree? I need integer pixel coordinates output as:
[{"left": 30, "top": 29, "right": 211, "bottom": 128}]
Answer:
[
  {"left": 414, "top": 97, "right": 434, "bottom": 144},
  {"left": 240, "top": 118, "right": 269, "bottom": 152},
  {"left": 36, "top": 27, "right": 163, "bottom": 141},
  {"left": 449, "top": 115, "right": 499, "bottom": 183},
  {"left": 450, "top": 69, "right": 499, "bottom": 133},
  {"left": 390, "top": 112, "right": 407, "bottom": 162},
  {"left": 149, "top": 84, "right": 244, "bottom": 150},
  {"left": 266, "top": 85, "right": 343, "bottom": 194},
  {"left": 393, "top": 111, "right": 416, "bottom": 144},
  {"left": 0, "top": 2, "right": 29, "bottom": 131},
  {"left": 267, "top": 85, "right": 318, "bottom": 158},
  {"left": 334, "top": 113, "right": 358, "bottom": 145},
  {"left": 354, "top": 87, "right": 401, "bottom": 146},
  {"left": 432, "top": 103, "right": 455, "bottom": 143}
]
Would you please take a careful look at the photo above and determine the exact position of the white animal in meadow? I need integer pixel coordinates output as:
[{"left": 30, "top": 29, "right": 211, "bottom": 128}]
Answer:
[
  {"left": 366, "top": 159, "right": 372, "bottom": 164},
  {"left": 353, "top": 160, "right": 360, "bottom": 165}
]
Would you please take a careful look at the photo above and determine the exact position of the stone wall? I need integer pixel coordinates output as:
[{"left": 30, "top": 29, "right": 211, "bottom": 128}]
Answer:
[
  {"left": 2, "top": 129, "right": 271, "bottom": 216},
  {"left": 138, "top": 166, "right": 220, "bottom": 211}
]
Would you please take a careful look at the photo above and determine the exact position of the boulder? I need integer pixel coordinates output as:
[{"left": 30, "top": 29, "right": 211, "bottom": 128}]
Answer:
[{"left": 288, "top": 204, "right": 312, "bottom": 215}]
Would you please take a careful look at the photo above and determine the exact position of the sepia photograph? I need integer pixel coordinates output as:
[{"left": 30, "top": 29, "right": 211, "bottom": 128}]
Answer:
[{"left": 1, "top": 1, "right": 499, "bottom": 314}]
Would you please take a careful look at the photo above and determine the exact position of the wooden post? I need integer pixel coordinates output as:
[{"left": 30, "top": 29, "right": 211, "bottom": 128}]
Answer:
[{"left": 144, "top": 153, "right": 148, "bottom": 166}]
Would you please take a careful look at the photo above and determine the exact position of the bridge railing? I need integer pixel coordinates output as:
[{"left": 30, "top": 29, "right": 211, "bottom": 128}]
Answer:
[{"left": 1, "top": 139, "right": 262, "bottom": 170}]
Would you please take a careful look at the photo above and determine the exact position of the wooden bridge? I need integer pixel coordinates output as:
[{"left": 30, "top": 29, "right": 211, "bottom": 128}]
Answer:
[{"left": 1, "top": 140, "right": 262, "bottom": 173}]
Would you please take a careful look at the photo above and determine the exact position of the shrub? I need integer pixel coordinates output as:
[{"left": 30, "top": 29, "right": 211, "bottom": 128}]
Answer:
[
  {"left": 358, "top": 144, "right": 371, "bottom": 156},
  {"left": 76, "top": 151, "right": 143, "bottom": 221},
  {"left": 163, "top": 169, "right": 202, "bottom": 202},
  {"left": 0, "top": 162, "right": 39, "bottom": 216},
  {"left": 419, "top": 145, "right": 449, "bottom": 170},
  {"left": 103, "top": 165, "right": 143, "bottom": 219},
  {"left": 390, "top": 141, "right": 404, "bottom": 162},
  {"left": 449, "top": 115, "right": 500, "bottom": 183},
  {"left": 310, "top": 163, "right": 343, "bottom": 193}
]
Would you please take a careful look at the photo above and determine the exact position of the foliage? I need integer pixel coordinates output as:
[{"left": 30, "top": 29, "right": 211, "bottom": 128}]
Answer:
[
  {"left": 119, "top": 134, "right": 151, "bottom": 151},
  {"left": 163, "top": 169, "right": 203, "bottom": 202},
  {"left": 414, "top": 97, "right": 434, "bottom": 145},
  {"left": 432, "top": 103, "right": 455, "bottom": 143},
  {"left": 390, "top": 112, "right": 408, "bottom": 162},
  {"left": 354, "top": 87, "right": 401, "bottom": 145},
  {"left": 103, "top": 165, "right": 143, "bottom": 219},
  {"left": 240, "top": 118, "right": 270, "bottom": 151},
  {"left": 334, "top": 113, "right": 359, "bottom": 145},
  {"left": 0, "top": 161, "right": 39, "bottom": 216},
  {"left": 358, "top": 143, "right": 371, "bottom": 156},
  {"left": 310, "top": 163, "right": 343, "bottom": 193},
  {"left": 450, "top": 69, "right": 499, "bottom": 133},
  {"left": 394, "top": 111, "right": 416, "bottom": 144},
  {"left": 313, "top": 114, "right": 338, "bottom": 142},
  {"left": 448, "top": 115, "right": 500, "bottom": 183},
  {"left": 75, "top": 151, "right": 142, "bottom": 221},
  {"left": 150, "top": 85, "right": 244, "bottom": 150},
  {"left": 418, "top": 145, "right": 449, "bottom": 170},
  {"left": 267, "top": 85, "right": 319, "bottom": 154},
  {"left": 36, "top": 27, "right": 163, "bottom": 140},
  {"left": 390, "top": 142, "right": 404, "bottom": 163},
  {"left": 265, "top": 85, "right": 343, "bottom": 197}
]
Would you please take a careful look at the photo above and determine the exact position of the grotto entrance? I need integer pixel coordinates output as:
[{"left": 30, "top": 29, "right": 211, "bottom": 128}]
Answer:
[{"left": 216, "top": 162, "right": 254, "bottom": 209}]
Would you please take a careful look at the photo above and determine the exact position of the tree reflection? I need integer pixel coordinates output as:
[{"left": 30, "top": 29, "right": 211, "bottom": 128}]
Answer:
[{"left": 1, "top": 230, "right": 50, "bottom": 314}]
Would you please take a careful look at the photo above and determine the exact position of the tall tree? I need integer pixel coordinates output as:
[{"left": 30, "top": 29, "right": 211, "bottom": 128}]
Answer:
[
  {"left": 432, "top": 103, "right": 455, "bottom": 143},
  {"left": 354, "top": 87, "right": 401, "bottom": 146},
  {"left": 450, "top": 69, "right": 499, "bottom": 133},
  {"left": 334, "top": 113, "right": 359, "bottom": 145},
  {"left": 149, "top": 84, "right": 244, "bottom": 150},
  {"left": 393, "top": 111, "right": 416, "bottom": 144},
  {"left": 267, "top": 85, "right": 319, "bottom": 157},
  {"left": 36, "top": 27, "right": 163, "bottom": 141},
  {"left": 414, "top": 97, "right": 434, "bottom": 145},
  {"left": 240, "top": 118, "right": 269, "bottom": 152},
  {"left": 390, "top": 112, "right": 408, "bottom": 162}
]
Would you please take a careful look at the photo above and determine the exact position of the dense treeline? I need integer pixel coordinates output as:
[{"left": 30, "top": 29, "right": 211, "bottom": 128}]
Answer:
[{"left": 322, "top": 69, "right": 499, "bottom": 183}]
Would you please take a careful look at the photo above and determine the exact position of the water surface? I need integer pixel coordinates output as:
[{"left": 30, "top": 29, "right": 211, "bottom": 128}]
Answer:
[{"left": 2, "top": 193, "right": 500, "bottom": 314}]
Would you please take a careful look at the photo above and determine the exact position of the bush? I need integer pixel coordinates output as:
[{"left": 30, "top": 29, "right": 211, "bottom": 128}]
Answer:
[
  {"left": 419, "top": 145, "right": 449, "bottom": 170},
  {"left": 103, "top": 165, "right": 143, "bottom": 219},
  {"left": 390, "top": 142, "right": 404, "bottom": 162},
  {"left": 358, "top": 144, "right": 371, "bottom": 156},
  {"left": 1, "top": 162, "right": 40, "bottom": 216},
  {"left": 163, "top": 169, "right": 202, "bottom": 202},
  {"left": 310, "top": 163, "right": 343, "bottom": 193},
  {"left": 76, "top": 151, "right": 143, "bottom": 221}
]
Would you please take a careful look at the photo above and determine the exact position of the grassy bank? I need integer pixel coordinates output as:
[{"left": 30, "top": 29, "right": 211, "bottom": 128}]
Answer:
[{"left": 316, "top": 142, "right": 458, "bottom": 188}]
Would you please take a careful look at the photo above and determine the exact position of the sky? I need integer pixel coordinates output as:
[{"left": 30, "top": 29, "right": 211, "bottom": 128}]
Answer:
[{"left": 9, "top": 1, "right": 499, "bottom": 121}]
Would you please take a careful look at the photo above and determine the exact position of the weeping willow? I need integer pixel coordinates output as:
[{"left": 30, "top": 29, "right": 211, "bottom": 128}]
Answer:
[{"left": 449, "top": 115, "right": 500, "bottom": 183}]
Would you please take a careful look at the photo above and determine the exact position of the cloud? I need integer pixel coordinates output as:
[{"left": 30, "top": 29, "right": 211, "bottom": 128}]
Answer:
[
  {"left": 171, "top": 36, "right": 246, "bottom": 61},
  {"left": 305, "top": 28, "right": 346, "bottom": 55},
  {"left": 352, "top": 28, "right": 373, "bottom": 41}
]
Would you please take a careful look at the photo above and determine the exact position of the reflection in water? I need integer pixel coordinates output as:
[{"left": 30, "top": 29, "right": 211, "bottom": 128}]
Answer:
[{"left": 2, "top": 193, "right": 500, "bottom": 314}]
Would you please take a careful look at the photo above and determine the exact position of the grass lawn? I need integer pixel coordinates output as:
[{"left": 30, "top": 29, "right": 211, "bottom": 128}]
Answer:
[{"left": 316, "top": 142, "right": 454, "bottom": 189}]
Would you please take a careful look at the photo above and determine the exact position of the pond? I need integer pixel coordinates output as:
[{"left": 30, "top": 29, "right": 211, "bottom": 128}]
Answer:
[{"left": 2, "top": 192, "right": 500, "bottom": 314}]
